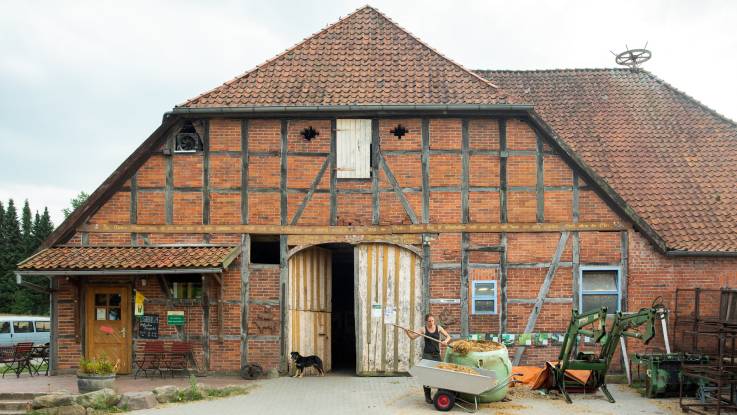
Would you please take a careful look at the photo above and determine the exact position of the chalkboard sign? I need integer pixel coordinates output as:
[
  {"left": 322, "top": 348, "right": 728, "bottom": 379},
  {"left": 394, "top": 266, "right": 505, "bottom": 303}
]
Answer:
[{"left": 138, "top": 314, "right": 159, "bottom": 339}]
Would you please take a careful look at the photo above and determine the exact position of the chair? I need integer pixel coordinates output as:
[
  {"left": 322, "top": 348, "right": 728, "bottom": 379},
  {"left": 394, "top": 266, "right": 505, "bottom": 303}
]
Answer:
[
  {"left": 134, "top": 341, "right": 165, "bottom": 379},
  {"left": 166, "top": 342, "right": 193, "bottom": 378},
  {"left": 29, "top": 345, "right": 49, "bottom": 376},
  {"left": 0, "top": 342, "right": 34, "bottom": 378}
]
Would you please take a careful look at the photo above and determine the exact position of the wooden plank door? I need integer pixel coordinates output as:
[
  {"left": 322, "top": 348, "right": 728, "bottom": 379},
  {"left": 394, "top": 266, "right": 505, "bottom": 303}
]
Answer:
[
  {"left": 85, "top": 286, "right": 132, "bottom": 374},
  {"left": 336, "top": 119, "right": 371, "bottom": 179},
  {"left": 356, "top": 243, "right": 422, "bottom": 375},
  {"left": 288, "top": 247, "right": 332, "bottom": 372}
]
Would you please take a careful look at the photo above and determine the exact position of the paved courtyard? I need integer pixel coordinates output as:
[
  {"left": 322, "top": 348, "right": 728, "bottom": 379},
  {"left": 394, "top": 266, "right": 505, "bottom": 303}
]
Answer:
[{"left": 132, "top": 374, "right": 682, "bottom": 415}]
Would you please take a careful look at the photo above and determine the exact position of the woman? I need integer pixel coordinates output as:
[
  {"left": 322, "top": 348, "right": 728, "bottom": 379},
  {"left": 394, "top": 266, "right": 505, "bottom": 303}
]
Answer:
[{"left": 404, "top": 313, "right": 451, "bottom": 403}]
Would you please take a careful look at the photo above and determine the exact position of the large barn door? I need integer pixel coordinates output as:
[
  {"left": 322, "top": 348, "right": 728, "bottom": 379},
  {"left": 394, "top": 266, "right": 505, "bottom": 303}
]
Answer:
[
  {"left": 288, "top": 247, "right": 332, "bottom": 372},
  {"left": 356, "top": 243, "right": 422, "bottom": 375}
]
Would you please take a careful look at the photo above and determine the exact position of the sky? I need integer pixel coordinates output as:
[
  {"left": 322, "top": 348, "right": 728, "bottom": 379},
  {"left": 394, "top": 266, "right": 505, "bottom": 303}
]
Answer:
[{"left": 1, "top": 0, "right": 736, "bottom": 226}]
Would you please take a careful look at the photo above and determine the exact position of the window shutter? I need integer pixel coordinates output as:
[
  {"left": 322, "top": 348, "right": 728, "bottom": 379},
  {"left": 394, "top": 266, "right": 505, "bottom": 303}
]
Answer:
[{"left": 336, "top": 119, "right": 371, "bottom": 178}]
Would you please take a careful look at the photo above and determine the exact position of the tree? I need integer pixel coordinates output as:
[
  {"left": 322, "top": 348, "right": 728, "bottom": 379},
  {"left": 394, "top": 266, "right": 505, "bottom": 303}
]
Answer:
[
  {"left": 0, "top": 199, "right": 22, "bottom": 313},
  {"left": 0, "top": 199, "right": 55, "bottom": 315},
  {"left": 62, "top": 191, "right": 90, "bottom": 219}
]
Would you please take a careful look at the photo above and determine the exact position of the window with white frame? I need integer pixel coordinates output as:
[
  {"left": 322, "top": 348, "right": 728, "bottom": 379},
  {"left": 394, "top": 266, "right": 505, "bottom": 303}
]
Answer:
[
  {"left": 579, "top": 267, "right": 621, "bottom": 313},
  {"left": 336, "top": 119, "right": 371, "bottom": 179},
  {"left": 472, "top": 280, "right": 497, "bottom": 315}
]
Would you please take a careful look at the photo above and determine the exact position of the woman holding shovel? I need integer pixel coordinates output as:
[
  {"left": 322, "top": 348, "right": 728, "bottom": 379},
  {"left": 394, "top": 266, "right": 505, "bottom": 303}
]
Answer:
[{"left": 403, "top": 313, "right": 451, "bottom": 403}]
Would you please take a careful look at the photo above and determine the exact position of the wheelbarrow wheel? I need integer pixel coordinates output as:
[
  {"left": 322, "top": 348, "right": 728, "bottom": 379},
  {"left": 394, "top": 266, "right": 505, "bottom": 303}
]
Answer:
[{"left": 433, "top": 389, "right": 455, "bottom": 411}]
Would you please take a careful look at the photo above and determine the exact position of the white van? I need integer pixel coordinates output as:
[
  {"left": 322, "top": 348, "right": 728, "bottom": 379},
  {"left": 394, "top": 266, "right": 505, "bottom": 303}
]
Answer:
[{"left": 0, "top": 315, "right": 50, "bottom": 346}]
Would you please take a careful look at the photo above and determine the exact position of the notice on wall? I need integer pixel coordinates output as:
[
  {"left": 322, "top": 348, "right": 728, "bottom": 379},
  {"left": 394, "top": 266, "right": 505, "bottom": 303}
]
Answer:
[
  {"left": 372, "top": 303, "right": 382, "bottom": 318},
  {"left": 138, "top": 314, "right": 159, "bottom": 339},
  {"left": 167, "top": 310, "right": 185, "bottom": 326},
  {"left": 134, "top": 291, "right": 145, "bottom": 316},
  {"left": 384, "top": 305, "right": 396, "bottom": 325}
]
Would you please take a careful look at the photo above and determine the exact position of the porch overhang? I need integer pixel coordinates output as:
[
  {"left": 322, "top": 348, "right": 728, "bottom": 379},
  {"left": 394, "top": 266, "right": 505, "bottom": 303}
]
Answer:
[{"left": 15, "top": 245, "right": 241, "bottom": 276}]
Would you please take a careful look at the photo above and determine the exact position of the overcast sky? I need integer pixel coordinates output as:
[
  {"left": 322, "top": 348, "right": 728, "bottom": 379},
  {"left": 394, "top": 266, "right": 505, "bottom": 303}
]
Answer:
[{"left": 1, "top": 0, "right": 735, "bottom": 226}]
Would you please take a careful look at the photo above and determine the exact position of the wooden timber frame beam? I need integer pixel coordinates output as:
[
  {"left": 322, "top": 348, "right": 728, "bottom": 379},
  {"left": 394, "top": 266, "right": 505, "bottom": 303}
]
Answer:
[
  {"left": 513, "top": 231, "right": 570, "bottom": 365},
  {"left": 421, "top": 118, "right": 431, "bottom": 317},
  {"left": 499, "top": 118, "right": 509, "bottom": 334},
  {"left": 211, "top": 272, "right": 225, "bottom": 343},
  {"left": 240, "top": 234, "right": 250, "bottom": 368},
  {"left": 79, "top": 221, "right": 623, "bottom": 235}
]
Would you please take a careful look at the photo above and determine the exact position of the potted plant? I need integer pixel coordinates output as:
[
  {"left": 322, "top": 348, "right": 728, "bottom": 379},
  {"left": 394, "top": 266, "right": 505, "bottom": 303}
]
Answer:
[{"left": 77, "top": 355, "right": 119, "bottom": 393}]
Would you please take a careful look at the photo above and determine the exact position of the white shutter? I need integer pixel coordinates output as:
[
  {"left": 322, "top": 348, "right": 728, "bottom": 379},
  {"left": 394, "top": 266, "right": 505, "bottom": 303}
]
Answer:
[{"left": 336, "top": 119, "right": 371, "bottom": 179}]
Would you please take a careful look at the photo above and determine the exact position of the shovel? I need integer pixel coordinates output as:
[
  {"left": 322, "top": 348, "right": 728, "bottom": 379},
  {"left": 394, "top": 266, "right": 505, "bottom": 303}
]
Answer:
[{"left": 387, "top": 322, "right": 451, "bottom": 348}]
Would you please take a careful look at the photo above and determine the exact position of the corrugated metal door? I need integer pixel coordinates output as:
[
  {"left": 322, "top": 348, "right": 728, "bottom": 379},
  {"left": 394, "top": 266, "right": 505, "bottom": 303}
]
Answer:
[
  {"left": 356, "top": 243, "right": 422, "bottom": 375},
  {"left": 288, "top": 247, "right": 332, "bottom": 372},
  {"left": 336, "top": 119, "right": 371, "bottom": 178}
]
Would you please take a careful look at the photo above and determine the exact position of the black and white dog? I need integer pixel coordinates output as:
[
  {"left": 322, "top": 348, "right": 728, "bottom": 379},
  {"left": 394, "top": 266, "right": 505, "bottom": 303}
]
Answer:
[{"left": 290, "top": 351, "right": 325, "bottom": 377}]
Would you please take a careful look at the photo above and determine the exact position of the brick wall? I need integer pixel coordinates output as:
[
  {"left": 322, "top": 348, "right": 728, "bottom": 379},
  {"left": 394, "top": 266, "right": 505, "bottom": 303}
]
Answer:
[{"left": 53, "top": 115, "right": 737, "bottom": 372}]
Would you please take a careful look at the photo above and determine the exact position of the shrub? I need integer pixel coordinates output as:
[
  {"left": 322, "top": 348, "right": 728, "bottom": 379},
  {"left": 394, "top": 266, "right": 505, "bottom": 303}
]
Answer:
[{"left": 79, "top": 355, "right": 119, "bottom": 375}]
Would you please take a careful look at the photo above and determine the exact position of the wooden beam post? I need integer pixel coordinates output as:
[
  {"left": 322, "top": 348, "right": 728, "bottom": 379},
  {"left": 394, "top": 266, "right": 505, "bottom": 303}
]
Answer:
[
  {"left": 535, "top": 129, "right": 545, "bottom": 223},
  {"left": 460, "top": 119, "right": 470, "bottom": 337},
  {"left": 202, "top": 119, "right": 211, "bottom": 243},
  {"left": 130, "top": 173, "right": 138, "bottom": 245},
  {"left": 279, "top": 235, "right": 289, "bottom": 373},
  {"left": 513, "top": 231, "right": 570, "bottom": 365},
  {"left": 240, "top": 234, "right": 250, "bottom": 368},
  {"left": 421, "top": 118, "right": 430, "bottom": 224},
  {"left": 280, "top": 120, "right": 288, "bottom": 227},
  {"left": 165, "top": 133, "right": 174, "bottom": 225},
  {"left": 329, "top": 119, "right": 337, "bottom": 225},
  {"left": 202, "top": 274, "right": 210, "bottom": 372},
  {"left": 572, "top": 173, "right": 581, "bottom": 310},
  {"left": 50, "top": 276, "right": 58, "bottom": 375},
  {"left": 499, "top": 118, "right": 509, "bottom": 334},
  {"left": 620, "top": 230, "right": 628, "bottom": 312},
  {"left": 241, "top": 119, "right": 249, "bottom": 224},
  {"left": 372, "top": 118, "right": 380, "bottom": 225}
]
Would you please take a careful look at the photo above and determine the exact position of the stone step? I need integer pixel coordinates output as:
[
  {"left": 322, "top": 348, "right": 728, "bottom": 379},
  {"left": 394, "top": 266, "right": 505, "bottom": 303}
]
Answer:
[
  {"left": 0, "top": 393, "right": 41, "bottom": 401},
  {"left": 0, "top": 401, "right": 29, "bottom": 411},
  {"left": 0, "top": 410, "right": 27, "bottom": 415}
]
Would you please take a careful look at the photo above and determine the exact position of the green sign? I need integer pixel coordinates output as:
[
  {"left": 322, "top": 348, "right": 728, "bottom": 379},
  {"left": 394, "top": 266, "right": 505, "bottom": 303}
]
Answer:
[{"left": 167, "top": 311, "right": 185, "bottom": 326}]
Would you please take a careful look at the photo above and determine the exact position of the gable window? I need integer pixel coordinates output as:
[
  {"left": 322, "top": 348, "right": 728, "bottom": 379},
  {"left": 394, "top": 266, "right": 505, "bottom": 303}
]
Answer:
[
  {"left": 174, "top": 121, "right": 203, "bottom": 153},
  {"left": 472, "top": 280, "right": 497, "bottom": 315},
  {"left": 336, "top": 119, "right": 371, "bottom": 179},
  {"left": 579, "top": 266, "right": 621, "bottom": 313}
]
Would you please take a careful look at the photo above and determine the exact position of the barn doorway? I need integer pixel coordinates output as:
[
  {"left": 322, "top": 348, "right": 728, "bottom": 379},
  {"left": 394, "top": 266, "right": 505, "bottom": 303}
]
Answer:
[{"left": 328, "top": 244, "right": 356, "bottom": 372}]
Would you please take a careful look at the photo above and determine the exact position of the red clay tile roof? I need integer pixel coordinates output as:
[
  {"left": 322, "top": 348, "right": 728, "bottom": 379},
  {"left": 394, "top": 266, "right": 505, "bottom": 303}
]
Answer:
[
  {"left": 18, "top": 246, "right": 240, "bottom": 271},
  {"left": 179, "top": 6, "right": 512, "bottom": 108},
  {"left": 476, "top": 69, "right": 737, "bottom": 253}
]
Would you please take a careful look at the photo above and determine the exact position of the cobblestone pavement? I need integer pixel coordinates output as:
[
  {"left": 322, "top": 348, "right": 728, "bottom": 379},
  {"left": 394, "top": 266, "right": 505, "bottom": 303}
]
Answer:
[{"left": 133, "top": 373, "right": 682, "bottom": 414}]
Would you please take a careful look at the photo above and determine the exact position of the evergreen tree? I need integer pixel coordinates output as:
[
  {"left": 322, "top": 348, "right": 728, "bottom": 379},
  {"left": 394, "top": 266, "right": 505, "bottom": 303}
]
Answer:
[
  {"left": 21, "top": 200, "right": 33, "bottom": 257},
  {"left": 0, "top": 200, "right": 21, "bottom": 313}
]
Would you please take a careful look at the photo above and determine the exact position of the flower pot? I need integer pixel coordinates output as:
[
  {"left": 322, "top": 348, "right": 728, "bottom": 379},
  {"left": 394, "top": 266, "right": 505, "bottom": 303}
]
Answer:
[{"left": 77, "top": 373, "right": 116, "bottom": 394}]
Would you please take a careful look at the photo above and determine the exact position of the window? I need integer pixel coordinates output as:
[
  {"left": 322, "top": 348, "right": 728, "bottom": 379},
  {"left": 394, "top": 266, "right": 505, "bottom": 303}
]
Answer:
[
  {"left": 95, "top": 293, "right": 122, "bottom": 321},
  {"left": 472, "top": 280, "right": 497, "bottom": 315},
  {"left": 168, "top": 275, "right": 203, "bottom": 299},
  {"left": 35, "top": 321, "right": 50, "bottom": 332},
  {"left": 580, "top": 267, "right": 621, "bottom": 313},
  {"left": 13, "top": 321, "right": 34, "bottom": 333},
  {"left": 0, "top": 322, "right": 9, "bottom": 334},
  {"left": 250, "top": 238, "right": 280, "bottom": 264},
  {"left": 336, "top": 119, "right": 371, "bottom": 179}
]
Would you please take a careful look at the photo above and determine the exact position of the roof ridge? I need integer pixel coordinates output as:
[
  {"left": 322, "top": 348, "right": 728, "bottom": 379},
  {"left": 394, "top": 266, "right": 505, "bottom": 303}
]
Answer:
[
  {"left": 364, "top": 5, "right": 500, "bottom": 92},
  {"left": 474, "top": 68, "right": 631, "bottom": 73},
  {"left": 638, "top": 69, "right": 737, "bottom": 128},
  {"left": 179, "top": 5, "right": 507, "bottom": 108},
  {"left": 177, "top": 6, "right": 371, "bottom": 108}
]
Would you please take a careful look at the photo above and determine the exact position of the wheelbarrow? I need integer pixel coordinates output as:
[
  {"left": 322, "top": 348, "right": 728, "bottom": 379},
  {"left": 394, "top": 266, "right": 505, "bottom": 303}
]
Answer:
[{"left": 409, "top": 359, "right": 515, "bottom": 412}]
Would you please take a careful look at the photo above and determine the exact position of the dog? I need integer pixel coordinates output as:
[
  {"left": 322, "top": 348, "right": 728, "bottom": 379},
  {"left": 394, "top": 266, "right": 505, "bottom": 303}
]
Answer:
[{"left": 290, "top": 351, "right": 325, "bottom": 377}]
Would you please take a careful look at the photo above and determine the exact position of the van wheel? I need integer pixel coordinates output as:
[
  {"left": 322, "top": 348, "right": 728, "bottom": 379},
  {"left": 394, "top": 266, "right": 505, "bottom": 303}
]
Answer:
[{"left": 433, "top": 389, "right": 455, "bottom": 411}]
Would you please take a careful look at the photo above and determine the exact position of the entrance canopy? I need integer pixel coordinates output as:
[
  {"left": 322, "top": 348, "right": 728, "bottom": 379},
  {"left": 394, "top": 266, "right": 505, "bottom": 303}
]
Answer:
[{"left": 16, "top": 245, "right": 240, "bottom": 275}]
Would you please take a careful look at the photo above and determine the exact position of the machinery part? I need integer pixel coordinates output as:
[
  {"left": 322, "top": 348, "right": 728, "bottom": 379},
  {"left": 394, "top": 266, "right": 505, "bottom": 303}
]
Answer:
[
  {"left": 553, "top": 303, "right": 666, "bottom": 404},
  {"left": 433, "top": 389, "right": 456, "bottom": 411}
]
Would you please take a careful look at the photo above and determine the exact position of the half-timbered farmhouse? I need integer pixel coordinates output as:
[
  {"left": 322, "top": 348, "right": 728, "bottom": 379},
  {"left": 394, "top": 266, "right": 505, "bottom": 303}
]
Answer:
[{"left": 17, "top": 6, "right": 737, "bottom": 375}]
